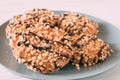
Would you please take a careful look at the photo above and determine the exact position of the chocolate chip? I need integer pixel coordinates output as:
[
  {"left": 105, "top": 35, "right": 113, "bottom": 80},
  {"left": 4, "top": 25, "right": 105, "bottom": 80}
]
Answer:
[
  {"left": 17, "top": 21, "right": 21, "bottom": 24},
  {"left": 33, "top": 65, "right": 37, "bottom": 68},
  {"left": 77, "top": 29, "right": 81, "bottom": 34},
  {"left": 59, "top": 17, "right": 65, "bottom": 26},
  {"left": 19, "top": 33, "right": 22, "bottom": 35},
  {"left": 17, "top": 41, "right": 23, "bottom": 46},
  {"left": 93, "top": 57, "right": 97, "bottom": 63},
  {"left": 63, "top": 13, "right": 68, "bottom": 16},
  {"left": 24, "top": 43, "right": 29, "bottom": 46},
  {"left": 25, "top": 24, "right": 30, "bottom": 28},
  {"left": 16, "top": 59, "right": 18, "bottom": 62},
  {"left": 24, "top": 37, "right": 28, "bottom": 43},
  {"left": 73, "top": 22, "right": 76, "bottom": 25},
  {"left": 46, "top": 40, "right": 49, "bottom": 43},
  {"left": 33, "top": 9, "right": 36, "bottom": 11},
  {"left": 73, "top": 43, "right": 80, "bottom": 48},
  {"left": 44, "top": 23, "right": 50, "bottom": 26},
  {"left": 50, "top": 23, "right": 59, "bottom": 28},
  {"left": 54, "top": 62, "right": 58, "bottom": 68},
  {"left": 98, "top": 52, "right": 102, "bottom": 57},
  {"left": 76, "top": 14, "right": 79, "bottom": 17},
  {"left": 65, "top": 24, "right": 71, "bottom": 31},
  {"left": 31, "top": 45, "right": 43, "bottom": 51},
  {"left": 33, "top": 16, "right": 38, "bottom": 19},
  {"left": 54, "top": 23, "right": 59, "bottom": 27},
  {"left": 39, "top": 36, "right": 44, "bottom": 41},
  {"left": 61, "top": 37, "right": 68, "bottom": 41},
  {"left": 68, "top": 33, "right": 73, "bottom": 36},
  {"left": 83, "top": 22, "right": 87, "bottom": 28},
  {"left": 50, "top": 25, "right": 55, "bottom": 28},
  {"left": 43, "top": 20, "right": 47, "bottom": 23},
  {"left": 9, "top": 36, "right": 12, "bottom": 39}
]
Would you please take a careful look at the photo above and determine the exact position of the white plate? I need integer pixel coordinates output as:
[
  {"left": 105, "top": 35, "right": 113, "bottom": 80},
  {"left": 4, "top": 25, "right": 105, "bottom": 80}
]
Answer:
[{"left": 0, "top": 11, "right": 120, "bottom": 80}]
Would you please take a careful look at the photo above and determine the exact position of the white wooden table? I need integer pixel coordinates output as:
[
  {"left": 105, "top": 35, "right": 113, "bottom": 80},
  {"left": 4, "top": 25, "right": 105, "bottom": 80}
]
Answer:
[{"left": 0, "top": 0, "right": 120, "bottom": 80}]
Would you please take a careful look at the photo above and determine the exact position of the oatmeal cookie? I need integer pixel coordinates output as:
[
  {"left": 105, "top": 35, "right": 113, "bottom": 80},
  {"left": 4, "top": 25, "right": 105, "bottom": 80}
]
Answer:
[
  {"left": 6, "top": 9, "right": 72, "bottom": 74},
  {"left": 58, "top": 12, "right": 99, "bottom": 46},
  {"left": 6, "top": 9, "right": 58, "bottom": 40},
  {"left": 58, "top": 12, "right": 101, "bottom": 69}
]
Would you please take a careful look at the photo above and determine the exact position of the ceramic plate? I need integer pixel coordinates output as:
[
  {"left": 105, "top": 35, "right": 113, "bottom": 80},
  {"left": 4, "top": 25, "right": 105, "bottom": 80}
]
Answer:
[{"left": 0, "top": 11, "right": 120, "bottom": 80}]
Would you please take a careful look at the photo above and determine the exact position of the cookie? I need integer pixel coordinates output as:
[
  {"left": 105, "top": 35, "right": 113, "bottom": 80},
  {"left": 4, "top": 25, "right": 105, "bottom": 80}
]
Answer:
[
  {"left": 58, "top": 12, "right": 99, "bottom": 50},
  {"left": 6, "top": 9, "right": 72, "bottom": 74},
  {"left": 6, "top": 9, "right": 58, "bottom": 40},
  {"left": 58, "top": 12, "right": 101, "bottom": 68},
  {"left": 9, "top": 31, "right": 72, "bottom": 73}
]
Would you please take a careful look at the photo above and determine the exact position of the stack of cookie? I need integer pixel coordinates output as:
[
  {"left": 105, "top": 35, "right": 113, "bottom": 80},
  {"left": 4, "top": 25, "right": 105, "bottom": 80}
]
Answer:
[{"left": 6, "top": 9, "right": 113, "bottom": 74}]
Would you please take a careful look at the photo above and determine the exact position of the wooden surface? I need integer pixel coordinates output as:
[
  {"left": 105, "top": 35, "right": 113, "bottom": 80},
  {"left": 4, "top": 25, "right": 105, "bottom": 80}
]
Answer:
[{"left": 0, "top": 0, "right": 120, "bottom": 80}]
